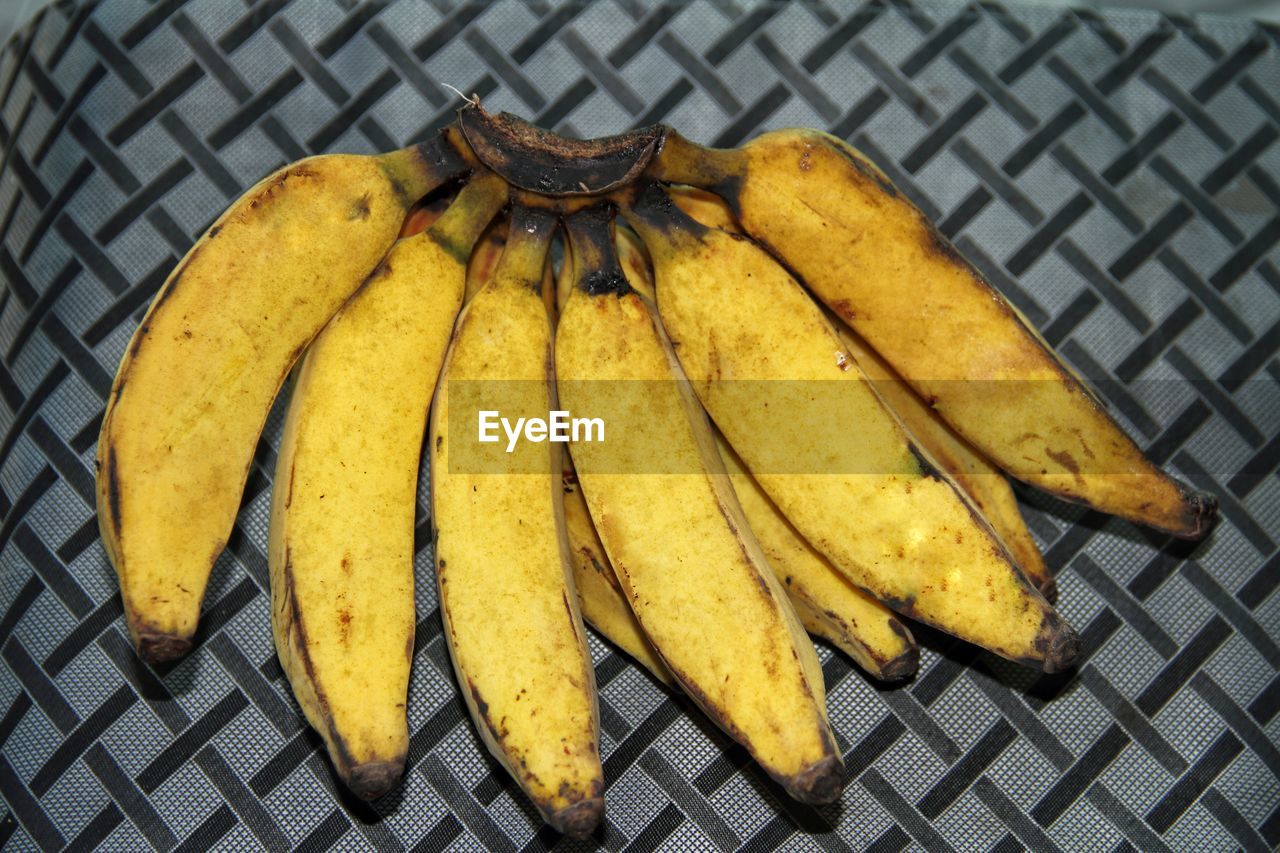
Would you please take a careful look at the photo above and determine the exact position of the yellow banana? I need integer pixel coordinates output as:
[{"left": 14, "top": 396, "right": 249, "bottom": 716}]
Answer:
[
  {"left": 669, "top": 184, "right": 739, "bottom": 231},
  {"left": 551, "top": 236, "right": 669, "bottom": 683},
  {"left": 97, "top": 136, "right": 466, "bottom": 662},
  {"left": 715, "top": 437, "right": 918, "bottom": 680},
  {"left": 469, "top": 216, "right": 557, "bottom": 318},
  {"left": 268, "top": 174, "right": 507, "bottom": 800},
  {"left": 664, "top": 182, "right": 1054, "bottom": 599},
  {"left": 607, "top": 214, "right": 918, "bottom": 679},
  {"left": 835, "top": 327, "right": 1055, "bottom": 600},
  {"left": 653, "top": 129, "right": 1216, "bottom": 539},
  {"left": 561, "top": 467, "right": 672, "bottom": 685},
  {"left": 557, "top": 205, "right": 842, "bottom": 805},
  {"left": 625, "top": 183, "right": 1078, "bottom": 672},
  {"left": 429, "top": 204, "right": 603, "bottom": 838}
]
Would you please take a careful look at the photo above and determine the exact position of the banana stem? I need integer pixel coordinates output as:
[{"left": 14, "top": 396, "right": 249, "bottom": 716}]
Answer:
[
  {"left": 564, "top": 206, "right": 630, "bottom": 296},
  {"left": 650, "top": 130, "right": 745, "bottom": 190},
  {"left": 493, "top": 205, "right": 557, "bottom": 289},
  {"left": 428, "top": 171, "right": 509, "bottom": 262},
  {"left": 377, "top": 131, "right": 469, "bottom": 206},
  {"left": 618, "top": 181, "right": 706, "bottom": 253}
]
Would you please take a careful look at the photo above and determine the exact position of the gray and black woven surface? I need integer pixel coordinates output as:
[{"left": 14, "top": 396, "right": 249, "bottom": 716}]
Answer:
[{"left": 0, "top": 0, "right": 1277, "bottom": 849}]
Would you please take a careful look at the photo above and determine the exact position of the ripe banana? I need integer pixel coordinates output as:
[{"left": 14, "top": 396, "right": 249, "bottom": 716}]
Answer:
[
  {"left": 625, "top": 183, "right": 1078, "bottom": 672},
  {"left": 716, "top": 437, "right": 918, "bottom": 681},
  {"left": 268, "top": 173, "right": 507, "bottom": 800},
  {"left": 836, "top": 327, "right": 1055, "bottom": 600},
  {"left": 468, "top": 216, "right": 558, "bottom": 319},
  {"left": 557, "top": 205, "right": 843, "bottom": 805},
  {"left": 604, "top": 213, "right": 919, "bottom": 680},
  {"left": 97, "top": 136, "right": 466, "bottom": 662},
  {"left": 429, "top": 204, "right": 603, "bottom": 838},
  {"left": 653, "top": 129, "right": 1216, "bottom": 539},
  {"left": 665, "top": 180, "right": 1054, "bottom": 600},
  {"left": 552, "top": 236, "right": 669, "bottom": 683},
  {"left": 561, "top": 467, "right": 672, "bottom": 685}
]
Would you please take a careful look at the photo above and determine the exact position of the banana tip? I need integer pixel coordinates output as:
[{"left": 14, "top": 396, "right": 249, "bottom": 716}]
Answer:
[
  {"left": 1041, "top": 619, "right": 1080, "bottom": 674},
  {"left": 345, "top": 760, "right": 405, "bottom": 800},
  {"left": 137, "top": 632, "right": 192, "bottom": 664},
  {"left": 552, "top": 797, "right": 604, "bottom": 840},
  {"left": 879, "top": 645, "right": 920, "bottom": 682},
  {"left": 1178, "top": 490, "right": 1219, "bottom": 541},
  {"left": 786, "top": 755, "right": 845, "bottom": 805}
]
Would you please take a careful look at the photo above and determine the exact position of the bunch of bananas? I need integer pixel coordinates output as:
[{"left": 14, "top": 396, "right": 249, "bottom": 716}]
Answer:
[{"left": 95, "top": 106, "right": 1216, "bottom": 837}]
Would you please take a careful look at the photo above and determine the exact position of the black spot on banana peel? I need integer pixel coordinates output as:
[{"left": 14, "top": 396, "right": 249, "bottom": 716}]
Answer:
[
  {"left": 1174, "top": 490, "right": 1220, "bottom": 541},
  {"left": 621, "top": 180, "right": 710, "bottom": 243},
  {"left": 103, "top": 445, "right": 124, "bottom": 542},
  {"left": 907, "top": 442, "right": 944, "bottom": 481},
  {"left": 458, "top": 105, "right": 663, "bottom": 196}
]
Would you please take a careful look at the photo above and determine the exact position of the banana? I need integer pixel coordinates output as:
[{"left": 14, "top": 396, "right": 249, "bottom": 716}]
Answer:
[
  {"left": 664, "top": 183, "right": 1054, "bottom": 600},
  {"left": 268, "top": 173, "right": 507, "bottom": 800},
  {"left": 469, "top": 216, "right": 558, "bottom": 319},
  {"left": 97, "top": 136, "right": 467, "bottom": 662},
  {"left": 557, "top": 205, "right": 843, "bottom": 805},
  {"left": 652, "top": 129, "right": 1217, "bottom": 539},
  {"left": 604, "top": 214, "right": 918, "bottom": 680},
  {"left": 835, "top": 327, "right": 1055, "bottom": 600},
  {"left": 624, "top": 183, "right": 1078, "bottom": 672},
  {"left": 552, "top": 236, "right": 669, "bottom": 683},
  {"left": 669, "top": 184, "right": 739, "bottom": 231},
  {"left": 715, "top": 437, "right": 918, "bottom": 680},
  {"left": 429, "top": 204, "right": 603, "bottom": 838},
  {"left": 561, "top": 467, "right": 672, "bottom": 685}
]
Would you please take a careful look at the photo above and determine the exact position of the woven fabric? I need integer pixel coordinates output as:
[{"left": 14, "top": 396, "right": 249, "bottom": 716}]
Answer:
[{"left": 0, "top": 0, "right": 1277, "bottom": 849}]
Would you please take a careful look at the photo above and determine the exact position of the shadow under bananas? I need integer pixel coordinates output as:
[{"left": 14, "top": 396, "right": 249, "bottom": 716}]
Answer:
[
  {"left": 664, "top": 688, "right": 847, "bottom": 838},
  {"left": 906, "top": 619, "right": 1084, "bottom": 706}
]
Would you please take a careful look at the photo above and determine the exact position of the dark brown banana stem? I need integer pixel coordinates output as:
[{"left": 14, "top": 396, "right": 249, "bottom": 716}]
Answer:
[
  {"left": 618, "top": 181, "right": 707, "bottom": 252},
  {"left": 457, "top": 105, "right": 664, "bottom": 196},
  {"left": 564, "top": 206, "right": 630, "bottom": 296}
]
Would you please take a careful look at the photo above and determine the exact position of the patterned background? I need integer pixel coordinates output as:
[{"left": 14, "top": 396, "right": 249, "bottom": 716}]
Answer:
[{"left": 0, "top": 0, "right": 1277, "bottom": 849}]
